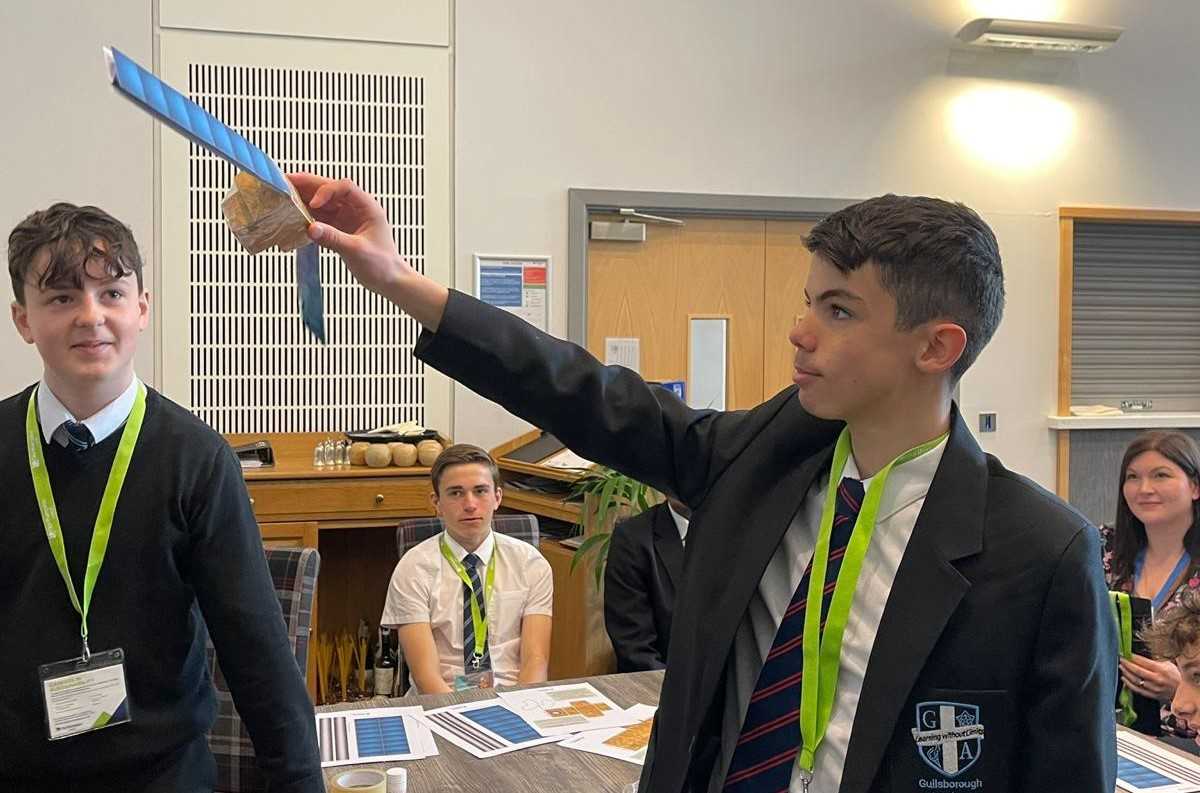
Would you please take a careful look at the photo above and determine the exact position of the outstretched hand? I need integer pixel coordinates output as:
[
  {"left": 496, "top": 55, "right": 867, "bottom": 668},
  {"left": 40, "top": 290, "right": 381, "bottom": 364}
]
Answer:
[{"left": 287, "top": 173, "right": 449, "bottom": 328}]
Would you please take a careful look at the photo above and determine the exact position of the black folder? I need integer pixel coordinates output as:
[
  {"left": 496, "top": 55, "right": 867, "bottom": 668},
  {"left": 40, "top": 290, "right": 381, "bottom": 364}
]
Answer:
[{"left": 505, "top": 432, "right": 566, "bottom": 465}]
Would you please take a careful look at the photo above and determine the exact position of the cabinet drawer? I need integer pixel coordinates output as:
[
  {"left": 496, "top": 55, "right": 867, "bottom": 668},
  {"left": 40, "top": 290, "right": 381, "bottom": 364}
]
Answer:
[{"left": 247, "top": 477, "right": 431, "bottom": 519}]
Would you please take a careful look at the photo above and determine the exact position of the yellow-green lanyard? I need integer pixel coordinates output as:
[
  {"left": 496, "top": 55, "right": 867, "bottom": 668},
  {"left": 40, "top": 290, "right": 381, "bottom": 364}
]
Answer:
[
  {"left": 1109, "top": 591, "right": 1137, "bottom": 726},
  {"left": 798, "top": 427, "right": 949, "bottom": 789},
  {"left": 25, "top": 383, "right": 147, "bottom": 662},
  {"left": 439, "top": 534, "right": 497, "bottom": 665}
]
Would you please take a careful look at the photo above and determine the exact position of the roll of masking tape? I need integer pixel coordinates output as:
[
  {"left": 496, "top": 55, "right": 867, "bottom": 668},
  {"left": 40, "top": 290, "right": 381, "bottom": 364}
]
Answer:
[{"left": 332, "top": 769, "right": 386, "bottom": 793}]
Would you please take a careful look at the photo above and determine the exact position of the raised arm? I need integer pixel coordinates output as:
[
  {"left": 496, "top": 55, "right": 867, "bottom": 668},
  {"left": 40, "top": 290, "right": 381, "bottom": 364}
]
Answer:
[{"left": 292, "top": 172, "right": 834, "bottom": 508}]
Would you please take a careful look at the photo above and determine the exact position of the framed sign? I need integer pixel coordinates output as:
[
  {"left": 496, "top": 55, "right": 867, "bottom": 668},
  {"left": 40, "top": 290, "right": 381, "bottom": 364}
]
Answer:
[{"left": 474, "top": 255, "right": 551, "bottom": 333}]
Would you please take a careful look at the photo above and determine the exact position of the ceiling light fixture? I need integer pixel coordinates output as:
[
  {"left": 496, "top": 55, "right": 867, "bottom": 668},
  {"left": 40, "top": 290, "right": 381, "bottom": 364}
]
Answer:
[{"left": 956, "top": 18, "right": 1123, "bottom": 53}]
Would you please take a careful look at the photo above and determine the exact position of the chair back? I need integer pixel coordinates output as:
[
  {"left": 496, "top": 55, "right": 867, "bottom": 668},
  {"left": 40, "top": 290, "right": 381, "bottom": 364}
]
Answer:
[
  {"left": 394, "top": 513, "right": 540, "bottom": 558},
  {"left": 206, "top": 546, "right": 320, "bottom": 793}
]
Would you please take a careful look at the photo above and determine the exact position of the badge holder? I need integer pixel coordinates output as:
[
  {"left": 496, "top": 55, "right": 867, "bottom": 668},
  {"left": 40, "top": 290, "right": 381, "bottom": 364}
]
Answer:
[
  {"left": 454, "top": 655, "right": 495, "bottom": 691},
  {"left": 39, "top": 647, "right": 131, "bottom": 741}
]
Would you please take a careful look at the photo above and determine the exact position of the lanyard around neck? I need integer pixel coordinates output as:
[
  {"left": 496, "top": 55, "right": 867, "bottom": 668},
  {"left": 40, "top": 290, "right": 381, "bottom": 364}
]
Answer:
[
  {"left": 1134, "top": 549, "right": 1191, "bottom": 612},
  {"left": 439, "top": 534, "right": 497, "bottom": 662},
  {"left": 798, "top": 427, "right": 948, "bottom": 780},
  {"left": 25, "top": 382, "right": 147, "bottom": 661}
]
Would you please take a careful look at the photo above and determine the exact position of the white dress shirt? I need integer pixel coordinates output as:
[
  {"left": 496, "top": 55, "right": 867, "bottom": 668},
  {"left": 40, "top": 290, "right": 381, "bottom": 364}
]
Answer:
[
  {"left": 669, "top": 502, "right": 690, "bottom": 547},
  {"left": 37, "top": 377, "right": 140, "bottom": 446},
  {"left": 713, "top": 437, "right": 948, "bottom": 793},
  {"left": 381, "top": 529, "right": 554, "bottom": 691}
]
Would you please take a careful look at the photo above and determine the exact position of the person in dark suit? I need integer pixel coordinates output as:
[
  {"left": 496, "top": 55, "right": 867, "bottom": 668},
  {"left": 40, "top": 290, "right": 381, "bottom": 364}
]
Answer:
[
  {"left": 290, "top": 173, "right": 1117, "bottom": 793},
  {"left": 605, "top": 499, "right": 690, "bottom": 672}
]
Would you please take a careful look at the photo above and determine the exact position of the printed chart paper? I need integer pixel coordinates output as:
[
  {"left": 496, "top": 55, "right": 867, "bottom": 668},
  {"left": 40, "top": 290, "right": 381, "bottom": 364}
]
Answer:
[
  {"left": 416, "top": 699, "right": 559, "bottom": 759},
  {"left": 1117, "top": 730, "right": 1200, "bottom": 792},
  {"left": 540, "top": 448, "right": 595, "bottom": 471},
  {"left": 495, "top": 682, "right": 638, "bottom": 737},
  {"left": 316, "top": 706, "right": 437, "bottom": 768},
  {"left": 560, "top": 704, "right": 657, "bottom": 765}
]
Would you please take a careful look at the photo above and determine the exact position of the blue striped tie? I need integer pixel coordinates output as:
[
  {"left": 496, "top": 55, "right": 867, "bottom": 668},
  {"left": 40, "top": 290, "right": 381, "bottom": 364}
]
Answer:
[
  {"left": 60, "top": 420, "right": 94, "bottom": 451},
  {"left": 723, "top": 476, "right": 865, "bottom": 792},
  {"left": 462, "top": 553, "right": 491, "bottom": 671}
]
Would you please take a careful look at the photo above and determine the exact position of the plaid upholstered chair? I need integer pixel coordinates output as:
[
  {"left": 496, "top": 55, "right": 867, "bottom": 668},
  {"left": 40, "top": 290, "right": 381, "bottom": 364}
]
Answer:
[
  {"left": 205, "top": 546, "right": 320, "bottom": 793},
  {"left": 391, "top": 513, "right": 540, "bottom": 692}
]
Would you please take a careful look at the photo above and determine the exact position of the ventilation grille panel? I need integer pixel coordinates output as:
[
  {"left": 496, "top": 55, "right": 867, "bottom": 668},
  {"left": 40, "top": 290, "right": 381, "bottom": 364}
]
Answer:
[{"left": 187, "top": 64, "right": 426, "bottom": 433}]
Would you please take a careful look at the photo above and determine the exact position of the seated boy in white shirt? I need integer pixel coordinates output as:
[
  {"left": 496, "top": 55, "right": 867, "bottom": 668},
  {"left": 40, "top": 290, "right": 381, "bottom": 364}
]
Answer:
[{"left": 381, "top": 443, "right": 553, "bottom": 693}]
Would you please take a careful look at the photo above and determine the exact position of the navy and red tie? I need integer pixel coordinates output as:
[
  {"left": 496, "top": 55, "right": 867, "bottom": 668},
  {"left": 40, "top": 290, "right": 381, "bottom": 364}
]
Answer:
[{"left": 723, "top": 476, "right": 865, "bottom": 792}]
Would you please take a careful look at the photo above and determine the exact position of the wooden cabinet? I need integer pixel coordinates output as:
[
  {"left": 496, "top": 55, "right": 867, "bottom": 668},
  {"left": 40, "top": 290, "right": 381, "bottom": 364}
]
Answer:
[
  {"left": 229, "top": 433, "right": 435, "bottom": 701},
  {"left": 258, "top": 521, "right": 319, "bottom": 549},
  {"left": 541, "top": 542, "right": 615, "bottom": 678},
  {"left": 248, "top": 477, "right": 431, "bottom": 521}
]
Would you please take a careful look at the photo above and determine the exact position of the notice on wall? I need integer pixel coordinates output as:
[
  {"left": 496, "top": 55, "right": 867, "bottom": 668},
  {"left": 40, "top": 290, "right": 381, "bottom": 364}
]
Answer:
[
  {"left": 475, "top": 255, "right": 550, "bottom": 333},
  {"left": 604, "top": 337, "right": 641, "bottom": 373}
]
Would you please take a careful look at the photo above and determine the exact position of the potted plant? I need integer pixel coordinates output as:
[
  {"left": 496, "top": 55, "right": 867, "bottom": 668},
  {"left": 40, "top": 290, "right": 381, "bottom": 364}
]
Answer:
[{"left": 569, "top": 465, "right": 657, "bottom": 587}]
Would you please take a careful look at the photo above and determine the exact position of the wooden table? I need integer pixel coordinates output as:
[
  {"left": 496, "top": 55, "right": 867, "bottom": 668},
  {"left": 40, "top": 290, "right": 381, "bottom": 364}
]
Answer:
[
  {"left": 318, "top": 690, "right": 1199, "bottom": 792},
  {"left": 318, "top": 670, "right": 663, "bottom": 792}
]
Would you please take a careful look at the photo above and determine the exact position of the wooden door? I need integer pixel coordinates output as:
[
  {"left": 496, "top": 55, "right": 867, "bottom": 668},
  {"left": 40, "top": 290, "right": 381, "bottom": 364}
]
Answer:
[
  {"left": 764, "top": 220, "right": 815, "bottom": 397},
  {"left": 587, "top": 216, "right": 811, "bottom": 411},
  {"left": 588, "top": 217, "right": 766, "bottom": 409}
]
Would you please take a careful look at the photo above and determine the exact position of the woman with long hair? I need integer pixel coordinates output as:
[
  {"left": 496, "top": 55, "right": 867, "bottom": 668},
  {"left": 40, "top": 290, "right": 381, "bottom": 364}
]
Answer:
[{"left": 1102, "top": 430, "right": 1200, "bottom": 735}]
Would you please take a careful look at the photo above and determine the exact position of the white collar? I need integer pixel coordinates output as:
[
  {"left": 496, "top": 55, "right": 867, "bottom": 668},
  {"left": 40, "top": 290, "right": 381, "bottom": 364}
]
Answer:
[
  {"left": 443, "top": 529, "right": 496, "bottom": 566},
  {"left": 37, "top": 376, "right": 141, "bottom": 446},
  {"left": 668, "top": 502, "right": 690, "bottom": 545},
  {"left": 841, "top": 435, "right": 948, "bottom": 523}
]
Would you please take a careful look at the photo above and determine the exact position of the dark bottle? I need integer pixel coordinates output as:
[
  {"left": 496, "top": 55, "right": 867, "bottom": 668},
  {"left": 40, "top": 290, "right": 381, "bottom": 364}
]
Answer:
[{"left": 374, "top": 627, "right": 395, "bottom": 697}]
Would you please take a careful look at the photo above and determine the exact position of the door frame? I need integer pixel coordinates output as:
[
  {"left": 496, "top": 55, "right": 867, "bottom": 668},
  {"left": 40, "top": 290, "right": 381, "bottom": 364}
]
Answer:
[{"left": 567, "top": 189, "right": 858, "bottom": 345}]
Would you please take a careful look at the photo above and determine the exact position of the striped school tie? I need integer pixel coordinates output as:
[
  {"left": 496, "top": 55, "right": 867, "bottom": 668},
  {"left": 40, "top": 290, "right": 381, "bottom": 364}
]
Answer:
[
  {"left": 462, "top": 553, "right": 492, "bottom": 671},
  {"left": 59, "top": 420, "right": 95, "bottom": 451},
  {"left": 723, "top": 476, "right": 865, "bottom": 792}
]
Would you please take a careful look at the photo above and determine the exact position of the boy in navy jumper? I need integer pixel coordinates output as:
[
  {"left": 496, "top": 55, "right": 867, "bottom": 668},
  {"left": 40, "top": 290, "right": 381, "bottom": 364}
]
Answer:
[{"left": 3, "top": 203, "right": 321, "bottom": 792}]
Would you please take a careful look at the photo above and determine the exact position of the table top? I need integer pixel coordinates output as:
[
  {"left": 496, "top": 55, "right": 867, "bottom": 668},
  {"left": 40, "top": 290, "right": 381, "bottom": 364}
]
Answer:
[
  {"left": 318, "top": 670, "right": 663, "bottom": 792},
  {"left": 226, "top": 432, "right": 436, "bottom": 481}
]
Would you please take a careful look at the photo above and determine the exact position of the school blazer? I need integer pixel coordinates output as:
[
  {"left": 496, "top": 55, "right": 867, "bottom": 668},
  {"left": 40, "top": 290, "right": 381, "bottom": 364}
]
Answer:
[
  {"left": 415, "top": 290, "right": 1117, "bottom": 793},
  {"left": 605, "top": 502, "right": 685, "bottom": 673}
]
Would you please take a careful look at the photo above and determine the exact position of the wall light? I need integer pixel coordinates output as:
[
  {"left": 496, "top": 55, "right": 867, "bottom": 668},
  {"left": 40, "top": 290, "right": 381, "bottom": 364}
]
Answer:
[
  {"left": 957, "top": 18, "right": 1123, "bottom": 53},
  {"left": 947, "top": 85, "right": 1075, "bottom": 171}
]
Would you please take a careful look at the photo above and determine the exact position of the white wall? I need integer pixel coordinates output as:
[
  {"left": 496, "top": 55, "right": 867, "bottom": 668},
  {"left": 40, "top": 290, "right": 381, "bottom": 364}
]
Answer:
[
  {"left": 6, "top": 0, "right": 1199, "bottom": 491},
  {"left": 0, "top": 0, "right": 154, "bottom": 396},
  {"left": 453, "top": 0, "right": 1200, "bottom": 487}
]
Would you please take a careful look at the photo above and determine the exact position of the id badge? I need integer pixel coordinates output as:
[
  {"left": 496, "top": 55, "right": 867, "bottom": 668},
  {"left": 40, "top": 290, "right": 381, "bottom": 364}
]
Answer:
[
  {"left": 453, "top": 669, "right": 495, "bottom": 691},
  {"left": 38, "top": 648, "right": 131, "bottom": 740}
]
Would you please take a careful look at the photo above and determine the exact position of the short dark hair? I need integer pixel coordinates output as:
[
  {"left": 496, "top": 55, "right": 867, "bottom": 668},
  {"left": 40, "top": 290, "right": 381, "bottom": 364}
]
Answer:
[
  {"left": 430, "top": 443, "right": 501, "bottom": 495},
  {"left": 1143, "top": 588, "right": 1200, "bottom": 661},
  {"left": 804, "top": 195, "right": 1004, "bottom": 381},
  {"left": 1109, "top": 431, "right": 1200, "bottom": 585},
  {"left": 8, "top": 202, "right": 144, "bottom": 305}
]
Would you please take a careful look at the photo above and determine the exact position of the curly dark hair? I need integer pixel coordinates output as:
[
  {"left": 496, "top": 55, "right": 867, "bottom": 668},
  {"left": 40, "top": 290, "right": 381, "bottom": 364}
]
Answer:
[
  {"left": 804, "top": 194, "right": 1004, "bottom": 381},
  {"left": 1108, "top": 431, "right": 1200, "bottom": 587},
  {"left": 8, "top": 202, "right": 143, "bottom": 305}
]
